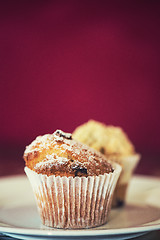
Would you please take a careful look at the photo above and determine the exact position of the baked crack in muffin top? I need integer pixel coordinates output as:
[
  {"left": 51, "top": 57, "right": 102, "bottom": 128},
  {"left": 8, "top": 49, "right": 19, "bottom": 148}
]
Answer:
[{"left": 24, "top": 130, "right": 114, "bottom": 177}]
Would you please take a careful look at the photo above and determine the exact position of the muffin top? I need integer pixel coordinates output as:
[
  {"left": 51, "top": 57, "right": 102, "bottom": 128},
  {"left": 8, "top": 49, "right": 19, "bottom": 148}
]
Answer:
[
  {"left": 23, "top": 129, "right": 114, "bottom": 177},
  {"left": 72, "top": 120, "right": 135, "bottom": 157}
]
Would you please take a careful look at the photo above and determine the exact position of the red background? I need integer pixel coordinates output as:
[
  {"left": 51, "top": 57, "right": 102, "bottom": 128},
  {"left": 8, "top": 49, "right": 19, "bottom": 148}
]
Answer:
[{"left": 0, "top": 1, "right": 160, "bottom": 176}]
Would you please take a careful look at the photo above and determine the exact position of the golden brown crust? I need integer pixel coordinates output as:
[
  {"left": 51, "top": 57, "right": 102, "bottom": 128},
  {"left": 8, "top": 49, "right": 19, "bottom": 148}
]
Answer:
[
  {"left": 23, "top": 130, "right": 113, "bottom": 177},
  {"left": 72, "top": 120, "right": 135, "bottom": 157}
]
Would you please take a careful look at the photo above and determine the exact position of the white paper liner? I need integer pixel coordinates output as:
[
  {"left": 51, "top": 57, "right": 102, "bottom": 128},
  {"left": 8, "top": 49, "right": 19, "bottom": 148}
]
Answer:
[
  {"left": 25, "top": 163, "right": 121, "bottom": 229},
  {"left": 111, "top": 154, "right": 141, "bottom": 207}
]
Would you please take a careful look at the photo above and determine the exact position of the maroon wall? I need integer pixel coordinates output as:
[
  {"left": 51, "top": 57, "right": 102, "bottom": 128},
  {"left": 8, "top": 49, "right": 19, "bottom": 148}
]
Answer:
[{"left": 0, "top": 1, "right": 160, "bottom": 176}]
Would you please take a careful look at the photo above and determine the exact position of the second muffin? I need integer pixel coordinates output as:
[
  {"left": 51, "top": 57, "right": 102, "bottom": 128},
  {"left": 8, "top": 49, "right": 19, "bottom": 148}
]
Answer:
[{"left": 72, "top": 120, "right": 140, "bottom": 207}]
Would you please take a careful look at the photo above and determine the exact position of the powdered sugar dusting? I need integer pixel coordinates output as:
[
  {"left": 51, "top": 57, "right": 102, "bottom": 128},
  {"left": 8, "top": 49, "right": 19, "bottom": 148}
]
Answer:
[
  {"left": 35, "top": 154, "right": 68, "bottom": 170},
  {"left": 25, "top": 134, "right": 55, "bottom": 154}
]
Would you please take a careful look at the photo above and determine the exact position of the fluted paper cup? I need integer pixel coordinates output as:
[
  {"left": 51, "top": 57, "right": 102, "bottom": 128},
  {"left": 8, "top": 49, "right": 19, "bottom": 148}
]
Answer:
[
  {"left": 111, "top": 154, "right": 141, "bottom": 207},
  {"left": 25, "top": 163, "right": 121, "bottom": 229}
]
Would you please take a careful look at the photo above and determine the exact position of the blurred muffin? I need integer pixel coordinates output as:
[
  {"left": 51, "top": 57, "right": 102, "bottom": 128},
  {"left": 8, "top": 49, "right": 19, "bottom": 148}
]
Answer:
[
  {"left": 24, "top": 129, "right": 121, "bottom": 229},
  {"left": 72, "top": 120, "right": 140, "bottom": 207}
]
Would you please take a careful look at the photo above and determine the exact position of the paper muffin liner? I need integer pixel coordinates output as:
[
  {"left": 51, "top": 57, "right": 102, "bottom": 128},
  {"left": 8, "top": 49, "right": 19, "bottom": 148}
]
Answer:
[
  {"left": 111, "top": 154, "right": 141, "bottom": 207},
  {"left": 25, "top": 163, "right": 121, "bottom": 229}
]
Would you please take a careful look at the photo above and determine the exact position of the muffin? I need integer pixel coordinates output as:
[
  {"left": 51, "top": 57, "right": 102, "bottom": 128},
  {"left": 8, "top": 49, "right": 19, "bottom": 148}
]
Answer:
[
  {"left": 72, "top": 120, "right": 140, "bottom": 207},
  {"left": 24, "top": 129, "right": 121, "bottom": 229}
]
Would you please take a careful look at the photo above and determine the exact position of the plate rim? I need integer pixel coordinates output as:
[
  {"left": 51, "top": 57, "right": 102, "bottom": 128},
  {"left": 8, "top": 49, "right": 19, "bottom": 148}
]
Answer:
[{"left": 0, "top": 224, "right": 160, "bottom": 237}]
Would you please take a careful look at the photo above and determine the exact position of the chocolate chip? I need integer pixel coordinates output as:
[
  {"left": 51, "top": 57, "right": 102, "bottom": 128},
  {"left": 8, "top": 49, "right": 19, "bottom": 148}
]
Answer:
[
  {"left": 75, "top": 168, "right": 87, "bottom": 176},
  {"left": 116, "top": 199, "right": 124, "bottom": 207},
  {"left": 71, "top": 163, "right": 87, "bottom": 176},
  {"left": 54, "top": 130, "right": 72, "bottom": 139},
  {"left": 100, "top": 147, "right": 105, "bottom": 154},
  {"left": 71, "top": 163, "right": 79, "bottom": 170}
]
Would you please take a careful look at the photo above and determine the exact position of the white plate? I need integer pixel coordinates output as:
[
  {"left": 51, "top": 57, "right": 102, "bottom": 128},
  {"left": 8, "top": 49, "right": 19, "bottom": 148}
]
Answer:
[{"left": 0, "top": 174, "right": 160, "bottom": 240}]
